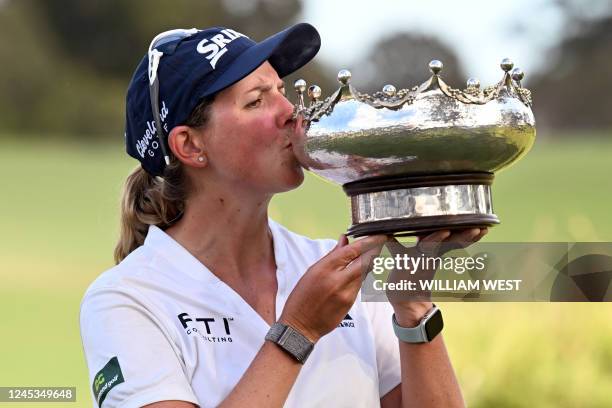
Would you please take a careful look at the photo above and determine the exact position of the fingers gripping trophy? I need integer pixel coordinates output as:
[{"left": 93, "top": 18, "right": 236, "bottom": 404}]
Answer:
[{"left": 290, "top": 58, "right": 535, "bottom": 237}]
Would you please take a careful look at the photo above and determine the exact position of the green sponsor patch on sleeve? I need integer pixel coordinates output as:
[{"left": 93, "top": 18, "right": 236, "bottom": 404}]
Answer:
[{"left": 92, "top": 356, "right": 125, "bottom": 407}]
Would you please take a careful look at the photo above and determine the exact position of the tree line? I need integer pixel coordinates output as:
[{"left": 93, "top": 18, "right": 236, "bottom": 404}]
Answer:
[{"left": 0, "top": 0, "right": 610, "bottom": 138}]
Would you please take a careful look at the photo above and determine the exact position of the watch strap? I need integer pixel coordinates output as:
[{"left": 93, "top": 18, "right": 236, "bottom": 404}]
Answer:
[
  {"left": 392, "top": 305, "right": 442, "bottom": 344},
  {"left": 265, "top": 322, "right": 314, "bottom": 364}
]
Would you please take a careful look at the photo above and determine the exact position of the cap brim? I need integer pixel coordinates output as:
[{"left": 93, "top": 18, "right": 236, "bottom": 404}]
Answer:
[{"left": 203, "top": 23, "right": 320, "bottom": 98}]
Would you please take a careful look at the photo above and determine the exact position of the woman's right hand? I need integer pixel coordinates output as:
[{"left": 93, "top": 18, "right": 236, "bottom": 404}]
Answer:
[{"left": 279, "top": 234, "right": 386, "bottom": 343}]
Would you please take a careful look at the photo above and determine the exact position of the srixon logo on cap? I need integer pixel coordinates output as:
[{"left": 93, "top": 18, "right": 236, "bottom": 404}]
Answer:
[{"left": 197, "top": 29, "right": 248, "bottom": 69}]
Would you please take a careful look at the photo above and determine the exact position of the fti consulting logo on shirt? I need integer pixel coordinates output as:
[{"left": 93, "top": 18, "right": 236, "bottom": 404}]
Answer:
[
  {"left": 178, "top": 312, "right": 235, "bottom": 343},
  {"left": 92, "top": 356, "right": 125, "bottom": 407}
]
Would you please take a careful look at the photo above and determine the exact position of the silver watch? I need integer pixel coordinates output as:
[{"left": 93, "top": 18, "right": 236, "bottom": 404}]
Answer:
[
  {"left": 265, "top": 322, "right": 314, "bottom": 364},
  {"left": 392, "top": 304, "right": 444, "bottom": 343}
]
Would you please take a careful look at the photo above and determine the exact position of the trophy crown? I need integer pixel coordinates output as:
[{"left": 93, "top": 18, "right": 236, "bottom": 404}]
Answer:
[{"left": 292, "top": 58, "right": 535, "bottom": 186}]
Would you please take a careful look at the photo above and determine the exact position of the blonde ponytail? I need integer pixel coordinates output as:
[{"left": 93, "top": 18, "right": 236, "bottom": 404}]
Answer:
[{"left": 114, "top": 159, "right": 187, "bottom": 263}]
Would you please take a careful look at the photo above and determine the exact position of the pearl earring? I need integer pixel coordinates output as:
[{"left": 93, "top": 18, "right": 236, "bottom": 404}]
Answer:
[{"left": 197, "top": 156, "right": 205, "bottom": 162}]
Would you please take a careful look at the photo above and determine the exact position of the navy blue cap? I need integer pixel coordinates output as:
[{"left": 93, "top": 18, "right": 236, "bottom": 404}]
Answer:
[{"left": 125, "top": 23, "right": 320, "bottom": 176}]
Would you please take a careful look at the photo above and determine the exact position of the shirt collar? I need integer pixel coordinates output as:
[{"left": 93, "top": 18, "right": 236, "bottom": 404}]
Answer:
[
  {"left": 143, "top": 218, "right": 288, "bottom": 282},
  {"left": 144, "top": 224, "right": 217, "bottom": 283}
]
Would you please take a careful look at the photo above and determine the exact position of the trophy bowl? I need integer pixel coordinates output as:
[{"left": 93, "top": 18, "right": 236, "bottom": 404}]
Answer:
[{"left": 292, "top": 59, "right": 536, "bottom": 237}]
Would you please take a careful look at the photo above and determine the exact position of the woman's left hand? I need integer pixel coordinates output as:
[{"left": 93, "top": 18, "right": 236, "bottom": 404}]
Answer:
[{"left": 384, "top": 228, "right": 488, "bottom": 327}]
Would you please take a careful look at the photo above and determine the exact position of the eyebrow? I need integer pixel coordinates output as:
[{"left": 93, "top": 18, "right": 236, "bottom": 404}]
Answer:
[{"left": 245, "top": 82, "right": 285, "bottom": 94}]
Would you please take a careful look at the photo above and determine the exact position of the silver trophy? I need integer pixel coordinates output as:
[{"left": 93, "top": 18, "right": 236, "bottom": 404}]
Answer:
[{"left": 292, "top": 58, "right": 536, "bottom": 236}]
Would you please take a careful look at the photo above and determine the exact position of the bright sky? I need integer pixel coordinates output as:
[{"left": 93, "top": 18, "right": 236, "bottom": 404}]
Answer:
[{"left": 301, "top": 0, "right": 572, "bottom": 86}]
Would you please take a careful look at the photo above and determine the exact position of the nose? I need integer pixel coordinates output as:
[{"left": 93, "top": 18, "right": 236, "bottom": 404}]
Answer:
[{"left": 276, "top": 93, "right": 296, "bottom": 128}]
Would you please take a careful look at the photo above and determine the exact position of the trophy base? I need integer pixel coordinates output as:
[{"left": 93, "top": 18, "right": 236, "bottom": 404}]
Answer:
[{"left": 343, "top": 173, "right": 500, "bottom": 237}]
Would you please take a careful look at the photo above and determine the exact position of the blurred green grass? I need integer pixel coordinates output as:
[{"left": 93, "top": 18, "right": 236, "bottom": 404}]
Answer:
[{"left": 1, "top": 136, "right": 611, "bottom": 407}]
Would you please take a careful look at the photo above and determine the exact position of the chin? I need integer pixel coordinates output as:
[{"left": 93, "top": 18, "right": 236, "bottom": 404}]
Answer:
[{"left": 277, "top": 166, "right": 305, "bottom": 193}]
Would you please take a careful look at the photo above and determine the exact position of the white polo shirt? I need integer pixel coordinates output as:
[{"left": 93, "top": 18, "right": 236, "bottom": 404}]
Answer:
[{"left": 80, "top": 219, "right": 401, "bottom": 408}]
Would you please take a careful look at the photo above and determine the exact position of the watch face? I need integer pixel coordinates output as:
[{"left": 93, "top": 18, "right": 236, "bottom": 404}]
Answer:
[{"left": 424, "top": 309, "right": 444, "bottom": 341}]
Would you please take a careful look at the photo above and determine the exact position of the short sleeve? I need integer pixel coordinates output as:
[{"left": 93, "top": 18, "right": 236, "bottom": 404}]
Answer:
[
  {"left": 362, "top": 300, "right": 402, "bottom": 397},
  {"left": 80, "top": 287, "right": 199, "bottom": 408}
]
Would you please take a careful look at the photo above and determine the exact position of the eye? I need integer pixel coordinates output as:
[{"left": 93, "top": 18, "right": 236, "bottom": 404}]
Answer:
[{"left": 246, "top": 98, "right": 262, "bottom": 109}]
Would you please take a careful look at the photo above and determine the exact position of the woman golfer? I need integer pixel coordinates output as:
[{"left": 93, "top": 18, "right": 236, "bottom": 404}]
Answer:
[{"left": 80, "top": 23, "right": 486, "bottom": 408}]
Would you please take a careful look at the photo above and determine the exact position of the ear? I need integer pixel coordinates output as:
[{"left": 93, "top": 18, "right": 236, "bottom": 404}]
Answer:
[{"left": 167, "top": 125, "right": 208, "bottom": 168}]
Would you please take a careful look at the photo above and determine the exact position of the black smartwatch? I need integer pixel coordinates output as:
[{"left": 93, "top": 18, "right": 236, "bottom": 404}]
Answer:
[{"left": 392, "top": 304, "right": 444, "bottom": 343}]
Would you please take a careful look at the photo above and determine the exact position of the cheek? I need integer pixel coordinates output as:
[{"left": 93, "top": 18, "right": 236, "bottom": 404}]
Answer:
[
  {"left": 243, "top": 115, "right": 278, "bottom": 145},
  {"left": 210, "top": 114, "right": 279, "bottom": 176},
  {"left": 232, "top": 116, "right": 277, "bottom": 160}
]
